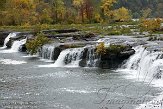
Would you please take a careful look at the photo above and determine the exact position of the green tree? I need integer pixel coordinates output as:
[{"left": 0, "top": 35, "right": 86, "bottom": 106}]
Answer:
[
  {"left": 73, "top": 0, "right": 84, "bottom": 23},
  {"left": 26, "top": 32, "right": 51, "bottom": 55},
  {"left": 35, "top": 1, "right": 52, "bottom": 24},
  {"left": 51, "top": 0, "right": 65, "bottom": 23},
  {"left": 0, "top": 0, "right": 6, "bottom": 10},
  {"left": 141, "top": 8, "right": 152, "bottom": 19}
]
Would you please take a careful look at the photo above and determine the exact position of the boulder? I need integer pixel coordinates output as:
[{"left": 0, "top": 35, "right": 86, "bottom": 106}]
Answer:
[
  {"left": 78, "top": 44, "right": 135, "bottom": 69},
  {"left": 99, "top": 45, "right": 135, "bottom": 69},
  {"left": 19, "top": 44, "right": 27, "bottom": 52}
]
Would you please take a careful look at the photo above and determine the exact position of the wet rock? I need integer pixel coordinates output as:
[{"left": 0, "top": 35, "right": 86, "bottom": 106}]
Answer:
[
  {"left": 7, "top": 32, "right": 34, "bottom": 48},
  {"left": 19, "top": 44, "right": 27, "bottom": 52},
  {"left": 0, "top": 31, "right": 11, "bottom": 46},
  {"left": 45, "top": 32, "right": 96, "bottom": 41},
  {"left": 53, "top": 47, "right": 62, "bottom": 60},
  {"left": 79, "top": 44, "right": 135, "bottom": 69},
  {"left": 42, "top": 29, "right": 80, "bottom": 34},
  {"left": 6, "top": 39, "right": 12, "bottom": 48}
]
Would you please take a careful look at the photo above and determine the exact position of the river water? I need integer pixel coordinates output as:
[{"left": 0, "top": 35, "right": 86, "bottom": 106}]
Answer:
[
  {"left": 1, "top": 33, "right": 163, "bottom": 109},
  {"left": 0, "top": 50, "right": 162, "bottom": 109}
]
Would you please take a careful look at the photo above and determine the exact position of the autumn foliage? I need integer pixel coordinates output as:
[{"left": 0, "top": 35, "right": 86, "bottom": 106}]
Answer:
[
  {"left": 0, "top": 0, "right": 132, "bottom": 26},
  {"left": 140, "top": 18, "right": 161, "bottom": 32},
  {"left": 96, "top": 42, "right": 106, "bottom": 55}
]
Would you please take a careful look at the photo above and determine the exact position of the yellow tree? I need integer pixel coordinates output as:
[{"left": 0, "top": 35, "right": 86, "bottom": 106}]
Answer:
[
  {"left": 35, "top": 1, "right": 52, "bottom": 24},
  {"left": 101, "top": 0, "right": 117, "bottom": 18},
  {"left": 73, "top": 0, "right": 94, "bottom": 23},
  {"left": 113, "top": 7, "right": 131, "bottom": 22},
  {"left": 4, "top": 0, "right": 35, "bottom": 25},
  {"left": 0, "top": 0, "right": 6, "bottom": 25},
  {"left": 73, "top": 0, "right": 84, "bottom": 22},
  {"left": 140, "top": 18, "right": 161, "bottom": 32},
  {"left": 96, "top": 42, "right": 106, "bottom": 55},
  {"left": 51, "top": 0, "right": 65, "bottom": 23}
]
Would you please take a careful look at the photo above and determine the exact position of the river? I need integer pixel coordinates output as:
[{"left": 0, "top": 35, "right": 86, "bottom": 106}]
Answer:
[
  {"left": 0, "top": 50, "right": 162, "bottom": 109},
  {"left": 0, "top": 33, "right": 163, "bottom": 109}
]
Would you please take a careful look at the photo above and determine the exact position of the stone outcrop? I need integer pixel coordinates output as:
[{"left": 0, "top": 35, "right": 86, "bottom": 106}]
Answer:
[
  {"left": 78, "top": 45, "right": 135, "bottom": 69},
  {"left": 0, "top": 31, "right": 11, "bottom": 46},
  {"left": 1, "top": 30, "right": 137, "bottom": 69}
]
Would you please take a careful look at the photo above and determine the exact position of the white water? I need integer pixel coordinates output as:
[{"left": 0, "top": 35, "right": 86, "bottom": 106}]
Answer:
[
  {"left": 39, "top": 44, "right": 56, "bottom": 61},
  {"left": 116, "top": 46, "right": 163, "bottom": 109},
  {"left": 3, "top": 32, "right": 19, "bottom": 48},
  {"left": 0, "top": 38, "right": 27, "bottom": 53},
  {"left": 0, "top": 59, "right": 26, "bottom": 65},
  {"left": 39, "top": 47, "right": 84, "bottom": 67},
  {"left": 54, "top": 48, "right": 84, "bottom": 67},
  {"left": 10, "top": 38, "right": 27, "bottom": 52},
  {"left": 86, "top": 46, "right": 99, "bottom": 67},
  {"left": 118, "top": 46, "right": 163, "bottom": 82}
]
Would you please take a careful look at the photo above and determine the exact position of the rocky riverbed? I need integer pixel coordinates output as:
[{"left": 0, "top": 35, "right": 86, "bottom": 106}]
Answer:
[{"left": 1, "top": 29, "right": 163, "bottom": 69}]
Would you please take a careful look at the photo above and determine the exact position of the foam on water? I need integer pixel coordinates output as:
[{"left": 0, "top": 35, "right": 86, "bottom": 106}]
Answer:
[
  {"left": 22, "top": 55, "right": 38, "bottom": 58},
  {"left": 39, "top": 44, "right": 56, "bottom": 60},
  {"left": 0, "top": 59, "right": 26, "bottom": 65},
  {"left": 0, "top": 38, "right": 27, "bottom": 53},
  {"left": 118, "top": 46, "right": 163, "bottom": 83},
  {"left": 136, "top": 92, "right": 163, "bottom": 109},
  {"left": 56, "top": 87, "right": 97, "bottom": 94},
  {"left": 3, "top": 32, "right": 18, "bottom": 48},
  {"left": 116, "top": 45, "right": 163, "bottom": 109},
  {"left": 38, "top": 48, "right": 84, "bottom": 67}
]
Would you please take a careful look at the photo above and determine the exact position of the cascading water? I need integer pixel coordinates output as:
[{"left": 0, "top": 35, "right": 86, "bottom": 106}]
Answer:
[
  {"left": 53, "top": 48, "right": 84, "bottom": 67},
  {"left": 10, "top": 38, "right": 27, "bottom": 52},
  {"left": 3, "top": 32, "right": 18, "bottom": 48},
  {"left": 120, "top": 46, "right": 163, "bottom": 81},
  {"left": 86, "top": 46, "right": 99, "bottom": 67},
  {"left": 38, "top": 45, "right": 100, "bottom": 68},
  {"left": 39, "top": 44, "right": 56, "bottom": 61},
  {"left": 117, "top": 45, "right": 163, "bottom": 109}
]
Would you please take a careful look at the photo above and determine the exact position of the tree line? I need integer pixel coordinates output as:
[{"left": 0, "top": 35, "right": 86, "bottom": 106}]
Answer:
[
  {"left": 0, "top": 0, "right": 162, "bottom": 26},
  {"left": 0, "top": 0, "right": 132, "bottom": 26}
]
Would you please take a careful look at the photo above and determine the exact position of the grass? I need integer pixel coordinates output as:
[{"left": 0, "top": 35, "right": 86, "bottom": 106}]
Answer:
[{"left": 0, "top": 21, "right": 138, "bottom": 36}]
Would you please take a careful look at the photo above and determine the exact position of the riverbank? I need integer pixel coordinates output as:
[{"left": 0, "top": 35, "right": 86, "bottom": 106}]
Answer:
[{"left": 0, "top": 22, "right": 138, "bottom": 35}]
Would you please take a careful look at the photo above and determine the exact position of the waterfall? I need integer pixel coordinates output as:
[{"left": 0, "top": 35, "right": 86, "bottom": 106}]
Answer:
[
  {"left": 10, "top": 38, "right": 27, "bottom": 52},
  {"left": 120, "top": 46, "right": 163, "bottom": 82},
  {"left": 38, "top": 46, "right": 100, "bottom": 68},
  {"left": 39, "top": 44, "right": 56, "bottom": 61},
  {"left": 3, "top": 32, "right": 19, "bottom": 48},
  {"left": 53, "top": 48, "right": 84, "bottom": 67},
  {"left": 86, "top": 46, "right": 99, "bottom": 67},
  {"left": 117, "top": 45, "right": 163, "bottom": 109}
]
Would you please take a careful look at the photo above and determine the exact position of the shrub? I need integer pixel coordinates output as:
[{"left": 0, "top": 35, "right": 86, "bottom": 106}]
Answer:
[
  {"left": 96, "top": 42, "right": 106, "bottom": 55},
  {"left": 106, "top": 44, "right": 126, "bottom": 54},
  {"left": 26, "top": 32, "right": 51, "bottom": 55},
  {"left": 140, "top": 18, "right": 161, "bottom": 32}
]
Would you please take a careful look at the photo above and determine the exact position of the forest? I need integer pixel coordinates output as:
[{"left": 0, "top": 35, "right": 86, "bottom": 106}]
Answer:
[{"left": 0, "top": 0, "right": 163, "bottom": 26}]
